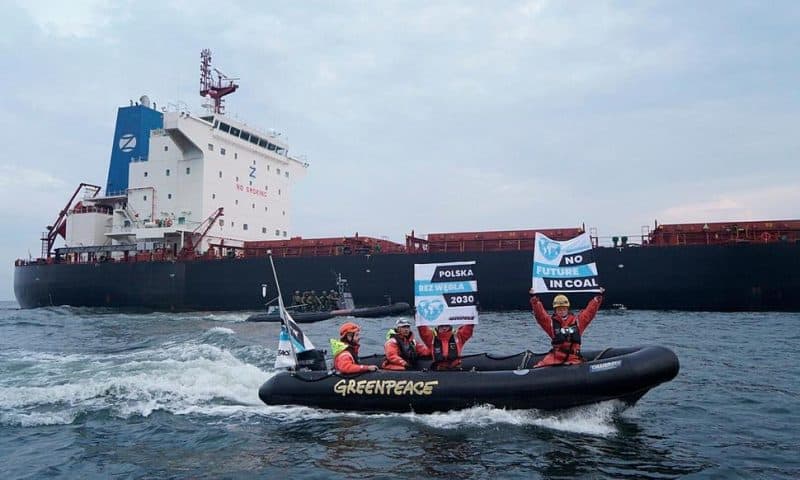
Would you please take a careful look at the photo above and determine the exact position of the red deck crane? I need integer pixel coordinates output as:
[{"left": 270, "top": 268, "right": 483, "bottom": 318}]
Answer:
[
  {"left": 179, "top": 207, "right": 224, "bottom": 259},
  {"left": 42, "top": 183, "right": 101, "bottom": 258}
]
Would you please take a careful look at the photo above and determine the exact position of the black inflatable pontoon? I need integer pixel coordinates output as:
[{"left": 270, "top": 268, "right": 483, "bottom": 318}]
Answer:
[
  {"left": 246, "top": 302, "right": 411, "bottom": 323},
  {"left": 258, "top": 346, "right": 679, "bottom": 413},
  {"left": 247, "top": 311, "right": 336, "bottom": 323}
]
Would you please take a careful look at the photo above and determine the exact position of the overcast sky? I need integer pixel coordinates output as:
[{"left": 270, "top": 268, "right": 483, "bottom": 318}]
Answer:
[{"left": 2, "top": 1, "right": 799, "bottom": 300}]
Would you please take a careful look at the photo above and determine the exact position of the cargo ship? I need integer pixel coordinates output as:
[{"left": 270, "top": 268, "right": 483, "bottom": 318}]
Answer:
[{"left": 12, "top": 52, "right": 800, "bottom": 311}]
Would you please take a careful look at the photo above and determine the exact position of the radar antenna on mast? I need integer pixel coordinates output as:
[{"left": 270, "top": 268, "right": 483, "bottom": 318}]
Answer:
[{"left": 199, "top": 49, "right": 239, "bottom": 114}]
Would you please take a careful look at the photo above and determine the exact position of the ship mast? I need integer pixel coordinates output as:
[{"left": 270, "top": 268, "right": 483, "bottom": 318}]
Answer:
[{"left": 199, "top": 49, "right": 239, "bottom": 114}]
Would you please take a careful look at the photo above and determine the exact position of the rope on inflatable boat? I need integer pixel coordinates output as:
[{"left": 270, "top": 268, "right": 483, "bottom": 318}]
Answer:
[{"left": 591, "top": 348, "right": 612, "bottom": 361}]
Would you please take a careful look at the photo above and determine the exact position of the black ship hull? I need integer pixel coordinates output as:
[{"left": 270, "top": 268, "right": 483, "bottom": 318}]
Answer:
[{"left": 13, "top": 243, "right": 800, "bottom": 311}]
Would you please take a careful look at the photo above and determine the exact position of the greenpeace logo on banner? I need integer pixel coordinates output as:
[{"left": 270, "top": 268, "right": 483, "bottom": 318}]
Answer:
[
  {"left": 538, "top": 237, "right": 561, "bottom": 261},
  {"left": 415, "top": 261, "right": 479, "bottom": 326},
  {"left": 417, "top": 299, "right": 446, "bottom": 321},
  {"left": 532, "top": 232, "right": 601, "bottom": 293}
]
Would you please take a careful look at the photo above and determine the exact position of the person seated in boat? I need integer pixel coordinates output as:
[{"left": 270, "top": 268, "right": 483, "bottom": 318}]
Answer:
[
  {"left": 319, "top": 290, "right": 330, "bottom": 311},
  {"left": 382, "top": 318, "right": 430, "bottom": 370},
  {"left": 529, "top": 288, "right": 604, "bottom": 367},
  {"left": 300, "top": 291, "right": 312, "bottom": 311},
  {"left": 292, "top": 290, "right": 303, "bottom": 308},
  {"left": 330, "top": 321, "right": 379, "bottom": 374},
  {"left": 327, "top": 290, "right": 340, "bottom": 310},
  {"left": 417, "top": 323, "right": 475, "bottom": 371}
]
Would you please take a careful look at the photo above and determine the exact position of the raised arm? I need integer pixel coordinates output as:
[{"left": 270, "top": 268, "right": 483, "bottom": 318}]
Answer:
[
  {"left": 577, "top": 293, "right": 604, "bottom": 333},
  {"left": 530, "top": 295, "right": 554, "bottom": 338},
  {"left": 456, "top": 324, "right": 474, "bottom": 345},
  {"left": 417, "top": 325, "right": 434, "bottom": 349}
]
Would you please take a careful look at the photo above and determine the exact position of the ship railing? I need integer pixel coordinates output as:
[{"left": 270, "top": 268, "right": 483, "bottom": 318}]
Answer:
[{"left": 70, "top": 205, "right": 113, "bottom": 215}]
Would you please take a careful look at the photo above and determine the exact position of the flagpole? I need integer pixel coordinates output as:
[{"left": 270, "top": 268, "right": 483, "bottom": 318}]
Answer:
[
  {"left": 267, "top": 252, "right": 286, "bottom": 317},
  {"left": 268, "top": 252, "right": 298, "bottom": 366}
]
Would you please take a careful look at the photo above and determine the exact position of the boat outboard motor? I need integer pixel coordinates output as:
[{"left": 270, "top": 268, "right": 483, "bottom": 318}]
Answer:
[{"left": 296, "top": 349, "right": 327, "bottom": 371}]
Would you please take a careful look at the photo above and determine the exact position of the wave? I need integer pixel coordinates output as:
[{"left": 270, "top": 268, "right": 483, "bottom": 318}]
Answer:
[{"left": 0, "top": 341, "right": 275, "bottom": 427}]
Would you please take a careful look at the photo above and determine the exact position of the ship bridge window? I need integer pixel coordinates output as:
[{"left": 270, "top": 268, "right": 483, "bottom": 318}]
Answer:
[
  {"left": 240, "top": 131, "right": 250, "bottom": 142},
  {"left": 250, "top": 135, "right": 259, "bottom": 145},
  {"left": 258, "top": 139, "right": 267, "bottom": 148},
  {"left": 178, "top": 217, "right": 186, "bottom": 225},
  {"left": 268, "top": 143, "right": 276, "bottom": 151},
  {"left": 219, "top": 123, "right": 230, "bottom": 133},
  {"left": 230, "top": 127, "right": 240, "bottom": 136},
  {"left": 276, "top": 147, "right": 286, "bottom": 156}
]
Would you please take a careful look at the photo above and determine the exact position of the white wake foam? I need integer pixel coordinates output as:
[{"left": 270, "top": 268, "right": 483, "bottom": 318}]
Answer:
[{"left": 0, "top": 341, "right": 274, "bottom": 426}]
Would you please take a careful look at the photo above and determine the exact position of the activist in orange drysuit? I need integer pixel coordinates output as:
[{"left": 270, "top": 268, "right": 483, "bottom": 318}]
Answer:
[
  {"left": 529, "top": 288, "right": 604, "bottom": 367},
  {"left": 331, "top": 322, "right": 379, "bottom": 374},
  {"left": 382, "top": 318, "right": 431, "bottom": 370},
  {"left": 417, "top": 324, "right": 474, "bottom": 370}
]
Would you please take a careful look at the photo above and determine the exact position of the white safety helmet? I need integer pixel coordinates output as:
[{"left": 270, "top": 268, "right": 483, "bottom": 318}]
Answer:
[{"left": 395, "top": 318, "right": 412, "bottom": 328}]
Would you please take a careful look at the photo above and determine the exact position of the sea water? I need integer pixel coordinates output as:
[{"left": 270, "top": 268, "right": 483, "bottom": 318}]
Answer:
[{"left": 1, "top": 301, "right": 798, "bottom": 479}]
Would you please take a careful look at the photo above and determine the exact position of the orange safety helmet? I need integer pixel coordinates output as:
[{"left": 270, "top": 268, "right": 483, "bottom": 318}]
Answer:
[{"left": 339, "top": 322, "right": 361, "bottom": 337}]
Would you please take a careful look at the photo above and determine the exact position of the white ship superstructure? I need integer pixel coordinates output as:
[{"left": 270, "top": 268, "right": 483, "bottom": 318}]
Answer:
[{"left": 57, "top": 51, "right": 308, "bottom": 260}]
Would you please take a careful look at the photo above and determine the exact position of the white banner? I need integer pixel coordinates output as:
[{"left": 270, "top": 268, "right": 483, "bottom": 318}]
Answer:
[
  {"left": 532, "top": 232, "right": 601, "bottom": 293},
  {"left": 414, "top": 261, "right": 479, "bottom": 326},
  {"left": 274, "top": 309, "right": 316, "bottom": 369}
]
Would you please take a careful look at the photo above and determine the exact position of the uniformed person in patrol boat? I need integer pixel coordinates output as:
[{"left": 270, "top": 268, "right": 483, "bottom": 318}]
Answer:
[{"left": 529, "top": 287, "right": 604, "bottom": 367}]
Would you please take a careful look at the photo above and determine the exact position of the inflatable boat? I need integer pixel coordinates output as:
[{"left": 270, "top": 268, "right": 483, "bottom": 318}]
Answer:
[
  {"left": 258, "top": 345, "right": 679, "bottom": 413},
  {"left": 247, "top": 302, "right": 411, "bottom": 323}
]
